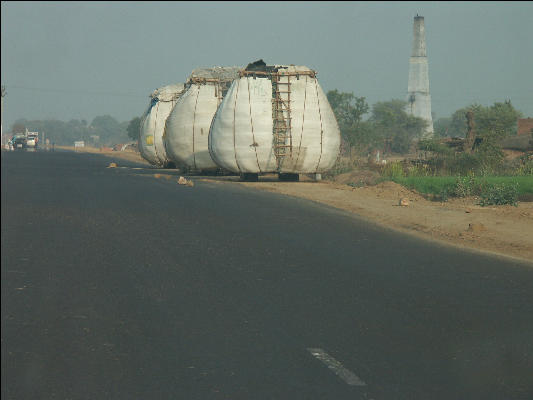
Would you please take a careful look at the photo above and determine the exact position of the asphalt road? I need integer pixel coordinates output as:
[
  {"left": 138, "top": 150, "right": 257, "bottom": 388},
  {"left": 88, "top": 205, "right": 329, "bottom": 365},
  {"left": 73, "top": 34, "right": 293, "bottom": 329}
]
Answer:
[{"left": 2, "top": 150, "right": 533, "bottom": 400}]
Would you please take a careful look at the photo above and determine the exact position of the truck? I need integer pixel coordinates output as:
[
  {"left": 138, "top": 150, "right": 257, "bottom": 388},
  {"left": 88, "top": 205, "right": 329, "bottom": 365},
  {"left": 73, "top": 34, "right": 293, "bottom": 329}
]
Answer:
[
  {"left": 10, "top": 134, "right": 27, "bottom": 150},
  {"left": 8, "top": 130, "right": 40, "bottom": 151},
  {"left": 25, "top": 130, "right": 39, "bottom": 149}
]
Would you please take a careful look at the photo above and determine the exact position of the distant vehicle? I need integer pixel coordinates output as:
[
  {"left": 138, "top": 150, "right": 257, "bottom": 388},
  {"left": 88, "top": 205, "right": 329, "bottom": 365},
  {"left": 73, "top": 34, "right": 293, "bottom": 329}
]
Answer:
[
  {"left": 12, "top": 135, "right": 26, "bottom": 150},
  {"left": 7, "top": 130, "right": 40, "bottom": 151},
  {"left": 25, "top": 131, "right": 39, "bottom": 148}
]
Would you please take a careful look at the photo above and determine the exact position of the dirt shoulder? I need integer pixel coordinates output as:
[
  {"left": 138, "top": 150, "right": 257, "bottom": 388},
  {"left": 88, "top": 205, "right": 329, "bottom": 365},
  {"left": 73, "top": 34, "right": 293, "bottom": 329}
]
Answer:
[{"left": 199, "top": 175, "right": 533, "bottom": 264}]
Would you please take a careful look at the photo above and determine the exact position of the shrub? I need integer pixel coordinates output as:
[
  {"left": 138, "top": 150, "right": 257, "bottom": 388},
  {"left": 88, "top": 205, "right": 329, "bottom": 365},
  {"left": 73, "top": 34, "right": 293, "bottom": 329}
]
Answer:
[
  {"left": 323, "top": 157, "right": 355, "bottom": 179},
  {"left": 514, "top": 154, "right": 533, "bottom": 176},
  {"left": 407, "top": 162, "right": 432, "bottom": 177},
  {"left": 453, "top": 174, "right": 481, "bottom": 197},
  {"left": 439, "top": 187, "right": 450, "bottom": 202},
  {"left": 479, "top": 182, "right": 519, "bottom": 206},
  {"left": 381, "top": 161, "right": 405, "bottom": 179}
]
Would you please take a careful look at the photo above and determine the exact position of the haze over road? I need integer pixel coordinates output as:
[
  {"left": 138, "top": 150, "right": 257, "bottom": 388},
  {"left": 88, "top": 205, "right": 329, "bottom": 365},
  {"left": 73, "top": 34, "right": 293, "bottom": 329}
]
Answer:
[{"left": 2, "top": 151, "right": 533, "bottom": 399}]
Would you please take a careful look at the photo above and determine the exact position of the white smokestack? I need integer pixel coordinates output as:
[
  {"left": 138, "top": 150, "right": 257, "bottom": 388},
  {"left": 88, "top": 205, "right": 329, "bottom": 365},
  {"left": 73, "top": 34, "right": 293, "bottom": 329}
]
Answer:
[{"left": 407, "top": 15, "right": 434, "bottom": 138}]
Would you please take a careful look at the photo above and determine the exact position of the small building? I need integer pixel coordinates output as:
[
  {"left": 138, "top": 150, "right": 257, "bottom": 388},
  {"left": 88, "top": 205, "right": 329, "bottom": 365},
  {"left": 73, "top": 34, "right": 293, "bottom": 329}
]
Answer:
[{"left": 517, "top": 118, "right": 533, "bottom": 135}]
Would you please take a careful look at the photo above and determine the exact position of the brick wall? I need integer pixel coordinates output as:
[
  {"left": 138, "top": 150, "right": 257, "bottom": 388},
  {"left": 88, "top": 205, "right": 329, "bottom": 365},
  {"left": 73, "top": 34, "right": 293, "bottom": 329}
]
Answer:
[{"left": 517, "top": 118, "right": 533, "bottom": 135}]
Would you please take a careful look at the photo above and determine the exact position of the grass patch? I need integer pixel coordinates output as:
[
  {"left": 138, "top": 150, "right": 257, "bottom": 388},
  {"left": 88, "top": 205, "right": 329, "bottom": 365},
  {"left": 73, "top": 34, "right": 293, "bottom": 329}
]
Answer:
[{"left": 384, "top": 176, "right": 533, "bottom": 204}]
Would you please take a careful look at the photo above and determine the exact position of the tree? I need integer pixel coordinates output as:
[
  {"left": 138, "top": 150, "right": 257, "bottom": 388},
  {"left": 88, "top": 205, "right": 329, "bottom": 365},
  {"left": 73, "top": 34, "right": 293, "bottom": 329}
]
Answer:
[
  {"left": 474, "top": 100, "right": 523, "bottom": 138},
  {"left": 442, "top": 100, "right": 523, "bottom": 140},
  {"left": 327, "top": 89, "right": 369, "bottom": 127},
  {"left": 419, "top": 100, "right": 524, "bottom": 175},
  {"left": 12, "top": 122, "right": 26, "bottom": 134},
  {"left": 127, "top": 117, "right": 141, "bottom": 141},
  {"left": 326, "top": 89, "right": 373, "bottom": 153},
  {"left": 90, "top": 115, "right": 127, "bottom": 145},
  {"left": 433, "top": 117, "right": 452, "bottom": 137},
  {"left": 370, "top": 99, "right": 428, "bottom": 153}
]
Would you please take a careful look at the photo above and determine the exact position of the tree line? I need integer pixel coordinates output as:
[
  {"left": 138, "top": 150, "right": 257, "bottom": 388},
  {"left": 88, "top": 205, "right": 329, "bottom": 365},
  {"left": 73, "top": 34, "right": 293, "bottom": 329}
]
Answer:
[
  {"left": 10, "top": 115, "right": 135, "bottom": 147},
  {"left": 10, "top": 93, "right": 524, "bottom": 153},
  {"left": 326, "top": 90, "right": 524, "bottom": 156}
]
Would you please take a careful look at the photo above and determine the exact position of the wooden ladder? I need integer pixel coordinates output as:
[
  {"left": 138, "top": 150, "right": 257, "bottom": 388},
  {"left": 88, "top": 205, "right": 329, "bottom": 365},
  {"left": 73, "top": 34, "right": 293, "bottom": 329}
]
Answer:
[{"left": 272, "top": 72, "right": 292, "bottom": 170}]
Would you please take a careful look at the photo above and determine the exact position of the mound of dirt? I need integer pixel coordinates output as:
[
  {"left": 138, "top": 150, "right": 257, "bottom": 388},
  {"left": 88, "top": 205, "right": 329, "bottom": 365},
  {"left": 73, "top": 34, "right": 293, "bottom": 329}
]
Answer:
[
  {"left": 369, "top": 181, "right": 425, "bottom": 201},
  {"left": 332, "top": 169, "right": 380, "bottom": 186}
]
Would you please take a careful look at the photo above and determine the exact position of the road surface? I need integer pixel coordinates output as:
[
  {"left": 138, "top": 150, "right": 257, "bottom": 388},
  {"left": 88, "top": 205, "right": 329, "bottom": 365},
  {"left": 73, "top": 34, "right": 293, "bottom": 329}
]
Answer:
[{"left": 2, "top": 150, "right": 533, "bottom": 399}]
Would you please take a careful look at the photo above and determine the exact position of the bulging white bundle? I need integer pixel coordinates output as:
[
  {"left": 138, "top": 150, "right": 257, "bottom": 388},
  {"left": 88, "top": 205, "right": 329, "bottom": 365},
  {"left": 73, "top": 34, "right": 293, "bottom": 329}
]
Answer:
[
  {"left": 209, "top": 62, "right": 340, "bottom": 174},
  {"left": 164, "top": 67, "right": 241, "bottom": 171},
  {"left": 139, "top": 83, "right": 185, "bottom": 167}
]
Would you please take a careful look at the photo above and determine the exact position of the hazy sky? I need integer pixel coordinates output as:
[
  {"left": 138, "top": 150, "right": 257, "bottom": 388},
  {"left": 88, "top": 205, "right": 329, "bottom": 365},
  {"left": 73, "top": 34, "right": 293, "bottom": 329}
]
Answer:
[{"left": 2, "top": 1, "right": 532, "bottom": 130}]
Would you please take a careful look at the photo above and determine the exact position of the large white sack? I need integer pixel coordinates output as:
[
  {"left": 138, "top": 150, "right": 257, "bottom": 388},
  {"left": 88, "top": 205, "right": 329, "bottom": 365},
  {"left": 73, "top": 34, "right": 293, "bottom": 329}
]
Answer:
[
  {"left": 209, "top": 76, "right": 276, "bottom": 173},
  {"left": 139, "top": 83, "right": 185, "bottom": 167},
  {"left": 164, "top": 67, "right": 240, "bottom": 170},
  {"left": 209, "top": 64, "right": 340, "bottom": 174}
]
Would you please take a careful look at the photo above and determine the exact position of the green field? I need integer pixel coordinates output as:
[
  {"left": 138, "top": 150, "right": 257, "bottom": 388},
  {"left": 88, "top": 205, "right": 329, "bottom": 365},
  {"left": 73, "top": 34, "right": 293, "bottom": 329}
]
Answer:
[{"left": 387, "top": 176, "right": 533, "bottom": 196}]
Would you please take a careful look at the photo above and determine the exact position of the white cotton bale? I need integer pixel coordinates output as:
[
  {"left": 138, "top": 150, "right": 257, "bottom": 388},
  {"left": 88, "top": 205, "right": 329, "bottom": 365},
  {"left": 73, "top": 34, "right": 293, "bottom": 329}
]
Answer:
[
  {"left": 209, "top": 77, "right": 276, "bottom": 173},
  {"left": 139, "top": 83, "right": 185, "bottom": 167},
  {"left": 209, "top": 63, "right": 340, "bottom": 174},
  {"left": 164, "top": 67, "right": 240, "bottom": 171}
]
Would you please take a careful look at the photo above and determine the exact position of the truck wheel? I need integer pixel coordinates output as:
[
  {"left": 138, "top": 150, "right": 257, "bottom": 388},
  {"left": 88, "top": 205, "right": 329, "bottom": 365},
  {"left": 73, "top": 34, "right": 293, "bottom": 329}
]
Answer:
[
  {"left": 240, "top": 173, "right": 259, "bottom": 182},
  {"left": 278, "top": 173, "right": 299, "bottom": 182}
]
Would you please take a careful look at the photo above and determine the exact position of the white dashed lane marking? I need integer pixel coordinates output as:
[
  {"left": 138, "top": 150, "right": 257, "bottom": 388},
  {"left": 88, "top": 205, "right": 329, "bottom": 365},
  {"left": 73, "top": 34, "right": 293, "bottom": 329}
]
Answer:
[{"left": 307, "top": 348, "right": 367, "bottom": 386}]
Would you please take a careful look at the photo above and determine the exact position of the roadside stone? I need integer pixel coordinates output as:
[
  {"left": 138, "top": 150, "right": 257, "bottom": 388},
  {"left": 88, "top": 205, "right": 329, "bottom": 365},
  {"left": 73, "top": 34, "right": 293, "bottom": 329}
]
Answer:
[
  {"left": 467, "top": 222, "right": 487, "bottom": 233},
  {"left": 399, "top": 198, "right": 410, "bottom": 207}
]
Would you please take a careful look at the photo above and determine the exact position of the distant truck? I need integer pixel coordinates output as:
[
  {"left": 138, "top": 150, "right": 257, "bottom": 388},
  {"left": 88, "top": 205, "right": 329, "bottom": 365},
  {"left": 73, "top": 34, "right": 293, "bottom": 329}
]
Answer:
[
  {"left": 11, "top": 134, "right": 27, "bottom": 150},
  {"left": 25, "top": 130, "right": 39, "bottom": 149},
  {"left": 8, "top": 130, "right": 40, "bottom": 151}
]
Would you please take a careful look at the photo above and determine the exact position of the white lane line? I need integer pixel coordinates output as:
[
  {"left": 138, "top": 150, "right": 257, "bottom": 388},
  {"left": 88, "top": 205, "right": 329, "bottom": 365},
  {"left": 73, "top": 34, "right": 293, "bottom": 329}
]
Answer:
[{"left": 307, "top": 348, "right": 366, "bottom": 386}]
